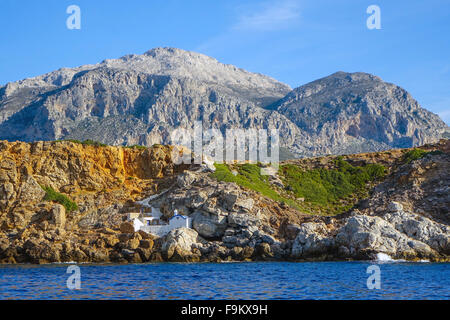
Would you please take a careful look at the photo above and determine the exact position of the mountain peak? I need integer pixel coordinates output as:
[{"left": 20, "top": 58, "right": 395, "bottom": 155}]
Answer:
[
  {"left": 1, "top": 47, "right": 291, "bottom": 102},
  {"left": 99, "top": 47, "right": 291, "bottom": 94},
  {"left": 270, "top": 69, "right": 448, "bottom": 153},
  {"left": 0, "top": 48, "right": 447, "bottom": 157},
  {"left": 143, "top": 47, "right": 210, "bottom": 59},
  {"left": 313, "top": 71, "right": 383, "bottom": 86}
]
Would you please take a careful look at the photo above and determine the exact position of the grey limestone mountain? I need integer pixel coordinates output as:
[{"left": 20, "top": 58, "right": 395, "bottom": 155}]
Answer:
[
  {"left": 0, "top": 47, "right": 447, "bottom": 157},
  {"left": 268, "top": 71, "right": 448, "bottom": 155}
]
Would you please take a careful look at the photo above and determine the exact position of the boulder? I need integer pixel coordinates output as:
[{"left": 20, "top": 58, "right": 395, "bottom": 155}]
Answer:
[
  {"left": 228, "top": 212, "right": 260, "bottom": 228},
  {"left": 139, "top": 239, "right": 154, "bottom": 250},
  {"left": 241, "top": 246, "right": 254, "bottom": 259},
  {"left": 192, "top": 210, "right": 227, "bottom": 238},
  {"left": 161, "top": 228, "right": 201, "bottom": 261},
  {"left": 235, "top": 198, "right": 254, "bottom": 211},
  {"left": 103, "top": 235, "right": 119, "bottom": 247},
  {"left": 284, "top": 223, "right": 301, "bottom": 240},
  {"left": 388, "top": 201, "right": 403, "bottom": 212},
  {"left": 256, "top": 242, "right": 273, "bottom": 259},
  {"left": 201, "top": 197, "right": 228, "bottom": 216},
  {"left": 224, "top": 228, "right": 235, "bottom": 236},
  {"left": 177, "top": 171, "right": 198, "bottom": 188},
  {"left": 100, "top": 227, "right": 116, "bottom": 235},
  {"left": 221, "top": 191, "right": 238, "bottom": 211},
  {"left": 383, "top": 209, "right": 450, "bottom": 254},
  {"left": 138, "top": 230, "right": 153, "bottom": 240},
  {"left": 17, "top": 176, "right": 46, "bottom": 203},
  {"left": 336, "top": 215, "right": 436, "bottom": 259},
  {"left": 291, "top": 222, "right": 334, "bottom": 258},
  {"left": 136, "top": 247, "right": 152, "bottom": 262},
  {"left": 222, "top": 235, "right": 238, "bottom": 245},
  {"left": 185, "top": 189, "right": 211, "bottom": 209},
  {"left": 120, "top": 221, "right": 135, "bottom": 234},
  {"left": 0, "top": 182, "right": 14, "bottom": 201},
  {"left": 127, "top": 238, "right": 140, "bottom": 250},
  {"left": 260, "top": 234, "right": 276, "bottom": 245},
  {"left": 50, "top": 204, "right": 66, "bottom": 228}
]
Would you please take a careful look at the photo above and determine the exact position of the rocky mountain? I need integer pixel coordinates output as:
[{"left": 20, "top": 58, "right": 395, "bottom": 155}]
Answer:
[
  {"left": 0, "top": 48, "right": 448, "bottom": 157},
  {"left": 269, "top": 71, "right": 448, "bottom": 155},
  {"left": 0, "top": 48, "right": 298, "bottom": 149}
]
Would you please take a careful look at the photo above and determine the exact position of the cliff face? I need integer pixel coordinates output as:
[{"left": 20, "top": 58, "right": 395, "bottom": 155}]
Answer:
[
  {"left": 0, "top": 49, "right": 447, "bottom": 157},
  {"left": 0, "top": 139, "right": 448, "bottom": 264},
  {"left": 0, "top": 140, "right": 185, "bottom": 231},
  {"left": 289, "top": 140, "right": 450, "bottom": 261}
]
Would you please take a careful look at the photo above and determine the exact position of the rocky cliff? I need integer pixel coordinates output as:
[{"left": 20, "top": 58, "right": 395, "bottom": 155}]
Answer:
[
  {"left": 0, "top": 48, "right": 447, "bottom": 157},
  {"left": 0, "top": 139, "right": 448, "bottom": 264}
]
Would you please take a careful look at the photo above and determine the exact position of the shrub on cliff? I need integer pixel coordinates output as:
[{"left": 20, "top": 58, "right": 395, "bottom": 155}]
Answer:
[
  {"left": 403, "top": 148, "right": 428, "bottom": 164},
  {"left": 125, "top": 144, "right": 147, "bottom": 150},
  {"left": 211, "top": 160, "right": 386, "bottom": 215},
  {"left": 64, "top": 139, "right": 107, "bottom": 147},
  {"left": 41, "top": 186, "right": 78, "bottom": 212},
  {"left": 211, "top": 163, "right": 296, "bottom": 206},
  {"left": 402, "top": 148, "right": 443, "bottom": 164},
  {"left": 281, "top": 160, "right": 386, "bottom": 206}
]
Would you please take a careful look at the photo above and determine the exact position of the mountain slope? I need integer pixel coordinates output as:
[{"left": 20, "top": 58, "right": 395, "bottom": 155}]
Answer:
[
  {"left": 0, "top": 49, "right": 447, "bottom": 157},
  {"left": 0, "top": 48, "right": 300, "bottom": 148},
  {"left": 271, "top": 71, "right": 448, "bottom": 155}
]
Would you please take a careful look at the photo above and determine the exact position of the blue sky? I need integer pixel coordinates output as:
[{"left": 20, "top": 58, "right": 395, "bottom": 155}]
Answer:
[{"left": 1, "top": 0, "right": 449, "bottom": 124}]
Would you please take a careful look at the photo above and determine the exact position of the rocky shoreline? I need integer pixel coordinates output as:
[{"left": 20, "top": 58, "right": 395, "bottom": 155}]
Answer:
[{"left": 0, "top": 140, "right": 449, "bottom": 264}]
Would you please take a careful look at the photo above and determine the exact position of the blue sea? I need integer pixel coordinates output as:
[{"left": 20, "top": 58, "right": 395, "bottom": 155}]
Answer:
[{"left": 0, "top": 262, "right": 449, "bottom": 300}]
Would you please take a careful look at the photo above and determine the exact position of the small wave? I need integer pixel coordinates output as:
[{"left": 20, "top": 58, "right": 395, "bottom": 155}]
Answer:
[
  {"left": 374, "top": 253, "right": 406, "bottom": 263},
  {"left": 50, "top": 261, "right": 89, "bottom": 265},
  {"left": 376, "top": 253, "right": 394, "bottom": 261},
  {"left": 374, "top": 253, "right": 431, "bottom": 263}
]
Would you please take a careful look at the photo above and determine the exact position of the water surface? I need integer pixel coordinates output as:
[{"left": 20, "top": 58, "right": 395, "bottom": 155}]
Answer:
[{"left": 0, "top": 262, "right": 448, "bottom": 299}]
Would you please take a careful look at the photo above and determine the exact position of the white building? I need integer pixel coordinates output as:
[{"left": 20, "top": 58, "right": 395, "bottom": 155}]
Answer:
[{"left": 128, "top": 203, "right": 192, "bottom": 237}]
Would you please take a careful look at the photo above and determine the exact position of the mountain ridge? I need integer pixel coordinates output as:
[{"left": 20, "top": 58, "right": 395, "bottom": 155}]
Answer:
[{"left": 0, "top": 47, "right": 447, "bottom": 157}]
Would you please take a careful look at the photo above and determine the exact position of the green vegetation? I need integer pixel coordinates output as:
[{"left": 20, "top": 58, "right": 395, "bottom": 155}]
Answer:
[
  {"left": 211, "top": 163, "right": 297, "bottom": 207},
  {"left": 402, "top": 148, "right": 443, "bottom": 164},
  {"left": 281, "top": 158, "right": 386, "bottom": 207},
  {"left": 65, "top": 139, "right": 107, "bottom": 147},
  {"left": 211, "top": 158, "right": 386, "bottom": 216},
  {"left": 125, "top": 145, "right": 147, "bottom": 150},
  {"left": 41, "top": 186, "right": 78, "bottom": 212}
]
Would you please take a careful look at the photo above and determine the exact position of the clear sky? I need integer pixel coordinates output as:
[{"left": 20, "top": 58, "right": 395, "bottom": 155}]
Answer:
[{"left": 1, "top": 0, "right": 449, "bottom": 124}]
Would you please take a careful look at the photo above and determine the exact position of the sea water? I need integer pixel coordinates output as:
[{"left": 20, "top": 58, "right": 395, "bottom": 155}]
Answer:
[{"left": 0, "top": 261, "right": 449, "bottom": 299}]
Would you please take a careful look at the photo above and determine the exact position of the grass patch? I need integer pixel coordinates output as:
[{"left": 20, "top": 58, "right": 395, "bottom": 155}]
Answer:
[
  {"left": 41, "top": 186, "right": 78, "bottom": 212},
  {"left": 281, "top": 158, "right": 386, "bottom": 207},
  {"left": 125, "top": 145, "right": 147, "bottom": 150},
  {"left": 210, "top": 159, "right": 386, "bottom": 216},
  {"left": 211, "top": 163, "right": 297, "bottom": 207},
  {"left": 402, "top": 148, "right": 443, "bottom": 164},
  {"left": 65, "top": 139, "right": 107, "bottom": 147}
]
